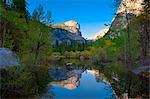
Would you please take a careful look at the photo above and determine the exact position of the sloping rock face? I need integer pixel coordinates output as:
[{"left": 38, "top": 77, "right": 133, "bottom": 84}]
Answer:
[
  {"left": 108, "top": 0, "right": 144, "bottom": 38},
  {"left": 52, "top": 20, "right": 86, "bottom": 46},
  {"left": 117, "top": 0, "right": 144, "bottom": 15},
  {"left": 0, "top": 48, "right": 19, "bottom": 68},
  {"left": 89, "top": 27, "right": 109, "bottom": 40}
]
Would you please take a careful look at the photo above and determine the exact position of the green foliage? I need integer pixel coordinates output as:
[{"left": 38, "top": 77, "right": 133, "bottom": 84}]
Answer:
[
  {"left": 0, "top": 1, "right": 53, "bottom": 59},
  {"left": 13, "top": 0, "right": 26, "bottom": 12},
  {"left": 1, "top": 65, "right": 35, "bottom": 98},
  {"left": 134, "top": 8, "right": 150, "bottom": 65},
  {"left": 90, "top": 6, "right": 149, "bottom": 97},
  {"left": 32, "top": 4, "right": 52, "bottom": 26},
  {"left": 28, "top": 65, "right": 51, "bottom": 95},
  {"left": 0, "top": 1, "right": 53, "bottom": 98},
  {"left": 0, "top": 9, "right": 25, "bottom": 52},
  {"left": 91, "top": 23, "right": 140, "bottom": 65},
  {"left": 1, "top": 65, "right": 51, "bottom": 98},
  {"left": 53, "top": 43, "right": 87, "bottom": 53}
]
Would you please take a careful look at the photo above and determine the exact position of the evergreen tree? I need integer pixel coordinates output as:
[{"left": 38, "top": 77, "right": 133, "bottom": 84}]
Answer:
[
  {"left": 13, "top": 0, "right": 26, "bottom": 12},
  {"left": 32, "top": 4, "right": 52, "bottom": 26}
]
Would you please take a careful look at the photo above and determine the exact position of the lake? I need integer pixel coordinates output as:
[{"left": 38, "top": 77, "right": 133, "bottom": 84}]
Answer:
[{"left": 44, "top": 67, "right": 116, "bottom": 99}]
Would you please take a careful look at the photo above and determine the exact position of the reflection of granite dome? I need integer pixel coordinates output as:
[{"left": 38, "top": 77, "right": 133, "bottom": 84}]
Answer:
[
  {"left": 0, "top": 48, "right": 19, "bottom": 68},
  {"left": 49, "top": 69, "right": 111, "bottom": 90},
  {"left": 51, "top": 76, "right": 80, "bottom": 90},
  {"left": 52, "top": 20, "right": 86, "bottom": 46},
  {"left": 49, "top": 68, "right": 83, "bottom": 90}
]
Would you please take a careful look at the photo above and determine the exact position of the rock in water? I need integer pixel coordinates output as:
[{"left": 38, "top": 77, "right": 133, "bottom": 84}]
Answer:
[
  {"left": 0, "top": 48, "right": 19, "bottom": 68},
  {"left": 52, "top": 20, "right": 86, "bottom": 46}
]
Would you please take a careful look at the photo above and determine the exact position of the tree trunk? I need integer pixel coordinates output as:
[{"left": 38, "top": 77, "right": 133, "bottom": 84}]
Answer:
[
  {"left": 3, "top": 0, "right": 6, "bottom": 4},
  {"left": 34, "top": 41, "right": 40, "bottom": 65},
  {"left": 124, "top": 5, "right": 132, "bottom": 69}
]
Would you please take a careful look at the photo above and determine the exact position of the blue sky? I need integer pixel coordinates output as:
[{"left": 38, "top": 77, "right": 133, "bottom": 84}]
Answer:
[{"left": 26, "top": 0, "right": 118, "bottom": 38}]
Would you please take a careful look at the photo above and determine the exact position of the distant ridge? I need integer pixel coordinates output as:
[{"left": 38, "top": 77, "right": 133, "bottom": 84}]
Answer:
[{"left": 89, "top": 27, "right": 109, "bottom": 40}]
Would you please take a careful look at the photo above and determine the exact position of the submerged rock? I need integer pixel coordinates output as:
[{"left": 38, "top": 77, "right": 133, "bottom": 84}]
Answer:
[{"left": 0, "top": 48, "right": 19, "bottom": 68}]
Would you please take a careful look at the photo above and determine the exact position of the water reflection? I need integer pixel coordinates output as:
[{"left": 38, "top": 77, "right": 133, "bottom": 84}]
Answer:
[{"left": 46, "top": 69, "right": 116, "bottom": 99}]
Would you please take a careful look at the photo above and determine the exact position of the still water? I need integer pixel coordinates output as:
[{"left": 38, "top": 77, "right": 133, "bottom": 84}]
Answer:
[{"left": 46, "top": 69, "right": 116, "bottom": 99}]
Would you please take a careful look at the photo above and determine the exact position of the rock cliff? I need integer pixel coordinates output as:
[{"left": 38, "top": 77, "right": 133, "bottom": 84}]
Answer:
[
  {"left": 108, "top": 0, "right": 144, "bottom": 38},
  {"left": 117, "top": 0, "right": 144, "bottom": 16},
  {"left": 89, "top": 27, "right": 109, "bottom": 40},
  {"left": 53, "top": 20, "right": 81, "bottom": 36},
  {"left": 52, "top": 20, "right": 86, "bottom": 46}
]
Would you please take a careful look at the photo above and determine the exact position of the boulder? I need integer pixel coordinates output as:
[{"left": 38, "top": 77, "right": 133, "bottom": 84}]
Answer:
[
  {"left": 3, "top": 0, "right": 13, "bottom": 7},
  {"left": 0, "top": 48, "right": 19, "bottom": 68}
]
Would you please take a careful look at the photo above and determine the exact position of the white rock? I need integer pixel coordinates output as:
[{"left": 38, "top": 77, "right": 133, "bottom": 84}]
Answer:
[{"left": 0, "top": 48, "right": 19, "bottom": 69}]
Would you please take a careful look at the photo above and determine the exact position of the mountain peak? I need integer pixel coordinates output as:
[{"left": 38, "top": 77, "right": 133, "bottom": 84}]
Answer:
[
  {"left": 52, "top": 20, "right": 81, "bottom": 36},
  {"left": 64, "top": 20, "right": 80, "bottom": 29}
]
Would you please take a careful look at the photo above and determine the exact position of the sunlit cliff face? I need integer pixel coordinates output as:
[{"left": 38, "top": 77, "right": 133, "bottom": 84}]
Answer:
[
  {"left": 117, "top": 0, "right": 144, "bottom": 15},
  {"left": 52, "top": 20, "right": 81, "bottom": 36}
]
